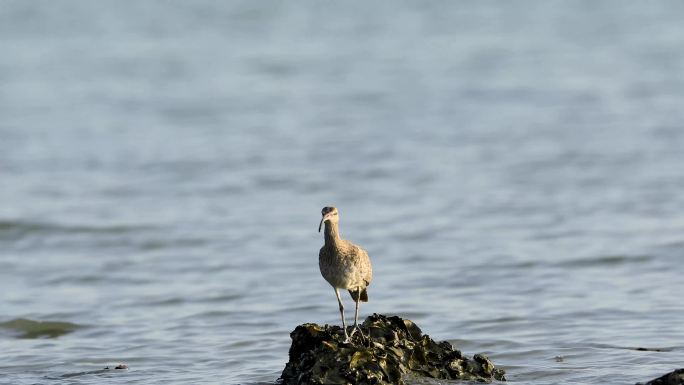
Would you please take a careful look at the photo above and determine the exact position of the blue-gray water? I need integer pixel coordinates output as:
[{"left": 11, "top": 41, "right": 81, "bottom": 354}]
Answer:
[{"left": 1, "top": 1, "right": 684, "bottom": 384}]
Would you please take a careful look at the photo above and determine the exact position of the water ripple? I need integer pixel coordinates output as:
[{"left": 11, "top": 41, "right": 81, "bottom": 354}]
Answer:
[
  {"left": 0, "top": 219, "right": 154, "bottom": 239},
  {"left": 556, "top": 255, "right": 654, "bottom": 268}
]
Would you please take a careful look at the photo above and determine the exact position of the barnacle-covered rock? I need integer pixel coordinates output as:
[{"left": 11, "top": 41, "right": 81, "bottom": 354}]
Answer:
[
  {"left": 637, "top": 369, "right": 684, "bottom": 385},
  {"left": 279, "top": 313, "right": 505, "bottom": 385}
]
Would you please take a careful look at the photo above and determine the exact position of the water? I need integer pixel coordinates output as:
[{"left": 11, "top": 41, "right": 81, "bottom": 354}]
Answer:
[{"left": 1, "top": 1, "right": 684, "bottom": 384}]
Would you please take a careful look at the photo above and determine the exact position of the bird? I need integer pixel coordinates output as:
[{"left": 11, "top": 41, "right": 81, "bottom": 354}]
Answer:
[{"left": 318, "top": 206, "right": 373, "bottom": 343}]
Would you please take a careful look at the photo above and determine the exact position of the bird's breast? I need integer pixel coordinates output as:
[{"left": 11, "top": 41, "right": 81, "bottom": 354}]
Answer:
[{"left": 319, "top": 249, "right": 368, "bottom": 289}]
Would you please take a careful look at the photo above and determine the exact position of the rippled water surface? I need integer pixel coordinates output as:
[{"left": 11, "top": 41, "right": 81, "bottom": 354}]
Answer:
[{"left": 2, "top": 1, "right": 684, "bottom": 384}]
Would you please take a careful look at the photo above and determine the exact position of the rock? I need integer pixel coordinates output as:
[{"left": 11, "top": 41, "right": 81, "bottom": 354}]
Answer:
[
  {"left": 637, "top": 369, "right": 684, "bottom": 385},
  {"left": 279, "top": 313, "right": 505, "bottom": 385}
]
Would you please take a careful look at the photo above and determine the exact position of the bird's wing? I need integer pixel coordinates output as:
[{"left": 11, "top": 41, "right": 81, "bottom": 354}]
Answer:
[{"left": 351, "top": 244, "right": 373, "bottom": 286}]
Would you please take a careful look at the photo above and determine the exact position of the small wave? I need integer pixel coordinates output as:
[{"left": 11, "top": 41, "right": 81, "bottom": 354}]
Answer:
[
  {"left": 0, "top": 219, "right": 153, "bottom": 240},
  {"left": 140, "top": 296, "right": 186, "bottom": 306},
  {"left": 557, "top": 254, "right": 653, "bottom": 268},
  {"left": 631, "top": 346, "right": 670, "bottom": 352},
  {"left": 588, "top": 342, "right": 675, "bottom": 352},
  {"left": 43, "top": 364, "right": 129, "bottom": 380},
  {"left": 138, "top": 237, "right": 208, "bottom": 250},
  {"left": 0, "top": 318, "right": 81, "bottom": 338},
  {"left": 203, "top": 293, "right": 242, "bottom": 303},
  {"left": 496, "top": 260, "right": 540, "bottom": 270}
]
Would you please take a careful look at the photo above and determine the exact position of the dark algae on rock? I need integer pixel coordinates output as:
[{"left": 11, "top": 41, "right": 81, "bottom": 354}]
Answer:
[
  {"left": 637, "top": 369, "right": 684, "bottom": 385},
  {"left": 280, "top": 313, "right": 505, "bottom": 385}
]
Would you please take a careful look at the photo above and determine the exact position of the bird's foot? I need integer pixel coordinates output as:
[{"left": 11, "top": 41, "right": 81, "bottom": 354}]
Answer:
[
  {"left": 349, "top": 324, "right": 364, "bottom": 336},
  {"left": 339, "top": 327, "right": 352, "bottom": 344},
  {"left": 354, "top": 324, "right": 364, "bottom": 338},
  {"left": 348, "top": 324, "right": 367, "bottom": 344}
]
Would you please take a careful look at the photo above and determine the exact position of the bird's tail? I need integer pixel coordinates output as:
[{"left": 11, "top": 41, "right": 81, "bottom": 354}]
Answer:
[{"left": 349, "top": 288, "right": 369, "bottom": 302}]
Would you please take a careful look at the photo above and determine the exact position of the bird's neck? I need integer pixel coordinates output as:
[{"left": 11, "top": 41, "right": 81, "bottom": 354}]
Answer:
[{"left": 324, "top": 222, "right": 341, "bottom": 245}]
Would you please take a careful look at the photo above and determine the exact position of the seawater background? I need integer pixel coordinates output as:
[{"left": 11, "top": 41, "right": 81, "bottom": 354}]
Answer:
[{"left": 1, "top": 1, "right": 684, "bottom": 384}]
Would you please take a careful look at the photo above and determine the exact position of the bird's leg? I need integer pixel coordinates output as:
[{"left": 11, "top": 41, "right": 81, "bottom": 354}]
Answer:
[
  {"left": 350, "top": 287, "right": 365, "bottom": 341},
  {"left": 334, "top": 288, "right": 350, "bottom": 342},
  {"left": 350, "top": 287, "right": 360, "bottom": 334}
]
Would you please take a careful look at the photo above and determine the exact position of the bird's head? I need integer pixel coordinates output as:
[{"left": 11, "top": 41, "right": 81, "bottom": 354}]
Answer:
[{"left": 318, "top": 206, "right": 339, "bottom": 232}]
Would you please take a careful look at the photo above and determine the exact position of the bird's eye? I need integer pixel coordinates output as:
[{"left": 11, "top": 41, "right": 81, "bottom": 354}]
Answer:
[{"left": 333, "top": 212, "right": 338, "bottom": 215}]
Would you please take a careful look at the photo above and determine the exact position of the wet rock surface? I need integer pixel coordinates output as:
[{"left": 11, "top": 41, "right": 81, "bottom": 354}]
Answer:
[
  {"left": 280, "top": 313, "right": 505, "bottom": 385},
  {"left": 637, "top": 369, "right": 684, "bottom": 385}
]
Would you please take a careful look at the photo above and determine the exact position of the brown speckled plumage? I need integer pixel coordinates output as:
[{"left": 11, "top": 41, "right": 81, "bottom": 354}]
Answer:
[{"left": 318, "top": 206, "right": 373, "bottom": 342}]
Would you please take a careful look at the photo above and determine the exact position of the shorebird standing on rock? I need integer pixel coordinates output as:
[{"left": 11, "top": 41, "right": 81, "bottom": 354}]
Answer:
[{"left": 318, "top": 206, "right": 373, "bottom": 343}]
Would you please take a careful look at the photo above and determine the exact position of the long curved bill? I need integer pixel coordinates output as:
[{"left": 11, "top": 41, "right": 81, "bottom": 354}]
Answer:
[{"left": 318, "top": 212, "right": 333, "bottom": 232}]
